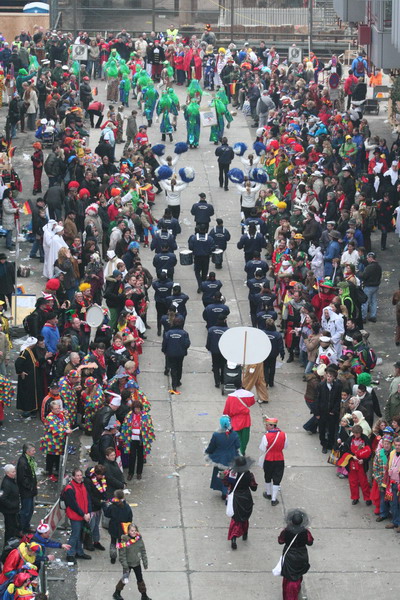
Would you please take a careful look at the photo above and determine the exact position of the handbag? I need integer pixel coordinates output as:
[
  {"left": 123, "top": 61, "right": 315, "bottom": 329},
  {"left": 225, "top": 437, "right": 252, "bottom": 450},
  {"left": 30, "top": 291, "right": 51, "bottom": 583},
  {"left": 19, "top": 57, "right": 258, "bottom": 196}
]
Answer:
[
  {"left": 258, "top": 431, "right": 281, "bottom": 467},
  {"left": 272, "top": 533, "right": 299, "bottom": 576},
  {"left": 327, "top": 448, "right": 340, "bottom": 466},
  {"left": 226, "top": 473, "right": 244, "bottom": 518}
]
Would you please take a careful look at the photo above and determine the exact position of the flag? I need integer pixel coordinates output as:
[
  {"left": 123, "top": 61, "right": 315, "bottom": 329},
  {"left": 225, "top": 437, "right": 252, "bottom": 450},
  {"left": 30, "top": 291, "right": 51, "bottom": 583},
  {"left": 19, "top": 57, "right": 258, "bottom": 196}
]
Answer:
[{"left": 22, "top": 201, "right": 32, "bottom": 215}]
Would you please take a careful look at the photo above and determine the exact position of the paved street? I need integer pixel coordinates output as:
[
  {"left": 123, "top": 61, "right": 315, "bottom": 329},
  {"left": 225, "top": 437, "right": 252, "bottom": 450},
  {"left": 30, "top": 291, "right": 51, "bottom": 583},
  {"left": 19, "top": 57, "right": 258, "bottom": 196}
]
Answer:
[{"left": 1, "top": 82, "right": 400, "bottom": 600}]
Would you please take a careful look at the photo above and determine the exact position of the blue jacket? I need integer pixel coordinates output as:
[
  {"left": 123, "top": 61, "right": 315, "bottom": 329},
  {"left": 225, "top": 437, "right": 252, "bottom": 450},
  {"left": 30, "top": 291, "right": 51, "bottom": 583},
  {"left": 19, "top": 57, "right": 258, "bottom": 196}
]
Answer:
[
  {"left": 256, "top": 310, "right": 278, "bottom": 329},
  {"left": 243, "top": 217, "right": 267, "bottom": 236},
  {"left": 244, "top": 258, "right": 269, "bottom": 280},
  {"left": 351, "top": 56, "right": 368, "bottom": 77},
  {"left": 188, "top": 232, "right": 215, "bottom": 256},
  {"left": 263, "top": 329, "right": 285, "bottom": 359},
  {"left": 153, "top": 251, "right": 177, "bottom": 276},
  {"left": 201, "top": 279, "right": 223, "bottom": 305},
  {"left": 157, "top": 216, "right": 181, "bottom": 238},
  {"left": 202, "top": 303, "right": 230, "bottom": 327},
  {"left": 247, "top": 277, "right": 270, "bottom": 302},
  {"left": 205, "top": 429, "right": 240, "bottom": 467},
  {"left": 152, "top": 279, "right": 174, "bottom": 304},
  {"left": 209, "top": 225, "right": 231, "bottom": 250},
  {"left": 237, "top": 232, "right": 267, "bottom": 255},
  {"left": 32, "top": 531, "right": 62, "bottom": 550},
  {"left": 162, "top": 327, "right": 191, "bottom": 357},
  {"left": 41, "top": 323, "right": 60, "bottom": 354},
  {"left": 190, "top": 201, "right": 214, "bottom": 224},
  {"left": 206, "top": 325, "right": 228, "bottom": 354},
  {"left": 165, "top": 293, "right": 189, "bottom": 318},
  {"left": 324, "top": 240, "right": 341, "bottom": 262},
  {"left": 150, "top": 232, "right": 177, "bottom": 253}
]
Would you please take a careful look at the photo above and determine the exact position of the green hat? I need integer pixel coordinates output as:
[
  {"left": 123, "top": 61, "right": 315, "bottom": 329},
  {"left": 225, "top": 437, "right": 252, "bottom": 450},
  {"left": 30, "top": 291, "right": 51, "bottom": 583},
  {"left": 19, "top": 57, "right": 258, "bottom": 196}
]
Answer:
[
  {"left": 337, "top": 281, "right": 349, "bottom": 289},
  {"left": 320, "top": 279, "right": 334, "bottom": 289},
  {"left": 18, "top": 68, "right": 28, "bottom": 75},
  {"left": 357, "top": 372, "right": 371, "bottom": 386}
]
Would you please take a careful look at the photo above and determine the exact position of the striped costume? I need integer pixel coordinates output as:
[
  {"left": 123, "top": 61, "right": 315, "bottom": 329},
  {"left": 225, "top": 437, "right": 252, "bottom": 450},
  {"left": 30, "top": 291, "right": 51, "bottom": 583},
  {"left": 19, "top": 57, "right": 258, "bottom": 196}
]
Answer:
[
  {"left": 58, "top": 376, "right": 78, "bottom": 424},
  {"left": 120, "top": 411, "right": 155, "bottom": 458},
  {"left": 40, "top": 411, "right": 70, "bottom": 455}
]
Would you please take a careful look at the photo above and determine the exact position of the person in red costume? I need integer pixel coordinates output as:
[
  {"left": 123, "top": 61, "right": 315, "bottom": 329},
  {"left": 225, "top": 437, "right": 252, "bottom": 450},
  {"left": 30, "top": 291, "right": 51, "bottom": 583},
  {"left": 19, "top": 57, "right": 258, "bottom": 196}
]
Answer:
[
  {"left": 311, "top": 279, "right": 336, "bottom": 320},
  {"left": 259, "top": 416, "right": 288, "bottom": 506},
  {"left": 341, "top": 424, "right": 372, "bottom": 506},
  {"left": 223, "top": 386, "right": 255, "bottom": 455}
]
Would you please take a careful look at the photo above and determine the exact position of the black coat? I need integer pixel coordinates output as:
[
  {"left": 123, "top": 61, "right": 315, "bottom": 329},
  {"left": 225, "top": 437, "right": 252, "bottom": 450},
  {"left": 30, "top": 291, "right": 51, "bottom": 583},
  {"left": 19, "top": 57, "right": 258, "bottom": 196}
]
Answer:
[
  {"left": 314, "top": 379, "right": 342, "bottom": 418},
  {"left": 103, "top": 499, "right": 132, "bottom": 539},
  {"left": 0, "top": 261, "right": 15, "bottom": 296},
  {"left": 84, "top": 467, "right": 106, "bottom": 512},
  {"left": 0, "top": 475, "right": 20, "bottom": 514},
  {"left": 16, "top": 453, "right": 38, "bottom": 499},
  {"left": 104, "top": 458, "right": 125, "bottom": 499},
  {"left": 104, "top": 277, "right": 126, "bottom": 310},
  {"left": 92, "top": 406, "right": 115, "bottom": 442}
]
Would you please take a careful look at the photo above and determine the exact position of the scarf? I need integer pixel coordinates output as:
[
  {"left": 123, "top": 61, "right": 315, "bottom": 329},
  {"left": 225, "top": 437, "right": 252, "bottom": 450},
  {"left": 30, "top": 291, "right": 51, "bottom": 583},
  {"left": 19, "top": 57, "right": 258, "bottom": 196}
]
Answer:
[
  {"left": 89, "top": 467, "right": 107, "bottom": 493},
  {"left": 26, "top": 454, "right": 37, "bottom": 478},
  {"left": 116, "top": 534, "right": 141, "bottom": 549},
  {"left": 92, "top": 349, "right": 106, "bottom": 369}
]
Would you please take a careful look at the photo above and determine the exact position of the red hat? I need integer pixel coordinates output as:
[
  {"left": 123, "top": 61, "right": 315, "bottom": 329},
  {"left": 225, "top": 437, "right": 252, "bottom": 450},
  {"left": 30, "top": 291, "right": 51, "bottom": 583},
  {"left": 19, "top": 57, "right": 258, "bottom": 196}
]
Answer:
[
  {"left": 79, "top": 188, "right": 90, "bottom": 198},
  {"left": 111, "top": 187, "right": 121, "bottom": 197},
  {"left": 83, "top": 76, "right": 90, "bottom": 81},
  {"left": 46, "top": 279, "right": 60, "bottom": 291},
  {"left": 125, "top": 299, "right": 134, "bottom": 307}
]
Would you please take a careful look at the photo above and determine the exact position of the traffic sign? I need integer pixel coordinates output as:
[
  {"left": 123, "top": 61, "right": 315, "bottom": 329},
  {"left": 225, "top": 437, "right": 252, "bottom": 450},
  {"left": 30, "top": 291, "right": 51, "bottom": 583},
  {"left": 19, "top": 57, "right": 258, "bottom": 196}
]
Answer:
[
  {"left": 288, "top": 45, "right": 302, "bottom": 63},
  {"left": 71, "top": 44, "right": 88, "bottom": 61}
]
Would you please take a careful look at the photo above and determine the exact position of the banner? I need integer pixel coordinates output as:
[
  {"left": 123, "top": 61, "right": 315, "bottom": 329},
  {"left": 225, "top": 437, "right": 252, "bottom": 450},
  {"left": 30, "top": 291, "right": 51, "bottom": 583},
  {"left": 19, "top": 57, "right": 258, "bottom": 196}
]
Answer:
[
  {"left": 44, "top": 499, "right": 64, "bottom": 536},
  {"left": 200, "top": 108, "right": 217, "bottom": 127}
]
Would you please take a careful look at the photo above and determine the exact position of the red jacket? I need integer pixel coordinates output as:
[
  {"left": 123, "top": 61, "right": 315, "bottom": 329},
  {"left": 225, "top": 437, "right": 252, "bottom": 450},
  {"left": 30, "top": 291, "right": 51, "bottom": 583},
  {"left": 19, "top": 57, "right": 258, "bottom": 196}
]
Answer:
[
  {"left": 262, "top": 429, "right": 287, "bottom": 461},
  {"left": 344, "top": 74, "right": 357, "bottom": 95},
  {"left": 223, "top": 389, "right": 255, "bottom": 431},
  {"left": 64, "top": 479, "right": 90, "bottom": 521}
]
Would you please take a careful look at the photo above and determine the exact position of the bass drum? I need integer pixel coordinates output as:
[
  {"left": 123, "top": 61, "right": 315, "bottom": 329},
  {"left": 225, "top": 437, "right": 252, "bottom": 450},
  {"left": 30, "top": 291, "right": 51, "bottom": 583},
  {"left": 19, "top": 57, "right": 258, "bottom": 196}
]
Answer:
[
  {"left": 211, "top": 249, "right": 223, "bottom": 266},
  {"left": 86, "top": 304, "right": 104, "bottom": 328},
  {"left": 179, "top": 250, "right": 193, "bottom": 266}
]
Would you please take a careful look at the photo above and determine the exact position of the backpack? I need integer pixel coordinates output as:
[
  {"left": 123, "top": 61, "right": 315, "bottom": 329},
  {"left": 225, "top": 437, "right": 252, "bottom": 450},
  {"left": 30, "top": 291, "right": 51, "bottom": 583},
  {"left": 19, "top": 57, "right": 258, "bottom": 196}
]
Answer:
[
  {"left": 59, "top": 481, "right": 72, "bottom": 510},
  {"left": 0, "top": 537, "right": 20, "bottom": 565},
  {"left": 358, "top": 346, "right": 377, "bottom": 371},
  {"left": 355, "top": 58, "right": 365, "bottom": 76},
  {"left": 356, "top": 287, "right": 368, "bottom": 305},
  {"left": 22, "top": 311, "right": 35, "bottom": 334},
  {"left": 89, "top": 439, "right": 101, "bottom": 462},
  {"left": 349, "top": 79, "right": 357, "bottom": 94}
]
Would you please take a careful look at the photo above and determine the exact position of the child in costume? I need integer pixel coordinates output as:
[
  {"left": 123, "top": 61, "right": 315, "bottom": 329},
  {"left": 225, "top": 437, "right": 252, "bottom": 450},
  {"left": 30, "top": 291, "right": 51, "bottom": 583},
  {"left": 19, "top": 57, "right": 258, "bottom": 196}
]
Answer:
[{"left": 113, "top": 523, "right": 151, "bottom": 600}]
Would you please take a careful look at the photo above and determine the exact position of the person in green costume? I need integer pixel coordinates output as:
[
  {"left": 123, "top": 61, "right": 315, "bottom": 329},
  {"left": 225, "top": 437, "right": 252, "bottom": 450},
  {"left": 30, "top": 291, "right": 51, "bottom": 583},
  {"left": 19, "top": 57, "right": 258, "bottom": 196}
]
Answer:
[
  {"left": 209, "top": 96, "right": 233, "bottom": 144},
  {"left": 142, "top": 83, "right": 159, "bottom": 127},
  {"left": 156, "top": 91, "right": 177, "bottom": 142},
  {"left": 105, "top": 52, "right": 121, "bottom": 102},
  {"left": 168, "top": 87, "right": 180, "bottom": 132},
  {"left": 186, "top": 78, "right": 203, "bottom": 103},
  {"left": 183, "top": 99, "right": 200, "bottom": 148}
]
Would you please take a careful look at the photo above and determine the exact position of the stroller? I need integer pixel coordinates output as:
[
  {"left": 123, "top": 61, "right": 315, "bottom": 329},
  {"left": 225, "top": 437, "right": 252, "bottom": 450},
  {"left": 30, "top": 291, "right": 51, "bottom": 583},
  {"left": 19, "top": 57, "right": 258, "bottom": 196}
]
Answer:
[{"left": 221, "top": 363, "right": 242, "bottom": 396}]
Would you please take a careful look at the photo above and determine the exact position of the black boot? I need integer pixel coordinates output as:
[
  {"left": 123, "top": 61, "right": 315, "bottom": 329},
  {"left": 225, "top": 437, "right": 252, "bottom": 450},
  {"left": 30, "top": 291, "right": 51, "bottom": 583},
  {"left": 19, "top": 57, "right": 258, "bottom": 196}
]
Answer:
[
  {"left": 161, "top": 133, "right": 166, "bottom": 141},
  {"left": 287, "top": 352, "right": 294, "bottom": 363},
  {"left": 231, "top": 537, "right": 237, "bottom": 550},
  {"left": 148, "top": 119, "right": 152, "bottom": 127},
  {"left": 113, "top": 580, "right": 125, "bottom": 600},
  {"left": 137, "top": 580, "right": 151, "bottom": 600},
  {"left": 169, "top": 133, "right": 173, "bottom": 142}
]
